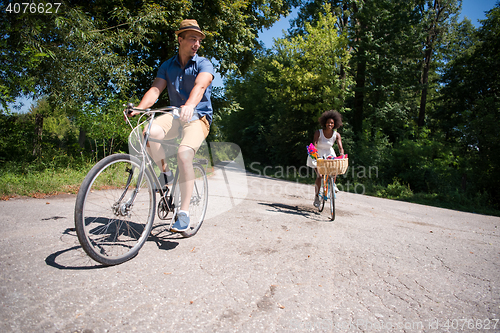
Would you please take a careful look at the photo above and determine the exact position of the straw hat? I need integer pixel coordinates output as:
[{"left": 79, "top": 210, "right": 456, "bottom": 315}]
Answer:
[{"left": 175, "top": 19, "right": 206, "bottom": 39}]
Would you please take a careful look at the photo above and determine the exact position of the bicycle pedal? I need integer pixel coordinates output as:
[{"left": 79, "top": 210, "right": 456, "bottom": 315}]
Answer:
[{"left": 157, "top": 197, "right": 172, "bottom": 220}]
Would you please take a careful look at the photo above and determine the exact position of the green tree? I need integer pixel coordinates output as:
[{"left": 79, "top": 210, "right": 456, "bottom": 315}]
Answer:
[
  {"left": 1, "top": 0, "right": 292, "bottom": 109},
  {"left": 0, "top": 112, "right": 34, "bottom": 164},
  {"left": 416, "top": 0, "right": 462, "bottom": 127},
  {"left": 76, "top": 100, "right": 131, "bottom": 159},
  {"left": 29, "top": 98, "right": 52, "bottom": 156},
  {"left": 224, "top": 5, "right": 351, "bottom": 166},
  {"left": 291, "top": 0, "right": 425, "bottom": 141},
  {"left": 1, "top": 0, "right": 293, "bottom": 160},
  {"left": 440, "top": 4, "right": 500, "bottom": 207}
]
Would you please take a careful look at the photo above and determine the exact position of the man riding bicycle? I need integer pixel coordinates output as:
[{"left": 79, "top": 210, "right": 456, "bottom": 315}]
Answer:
[{"left": 128, "top": 19, "right": 214, "bottom": 232}]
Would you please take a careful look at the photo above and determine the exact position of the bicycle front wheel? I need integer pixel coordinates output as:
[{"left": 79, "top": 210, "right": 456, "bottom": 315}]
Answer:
[
  {"left": 74, "top": 154, "right": 156, "bottom": 265},
  {"left": 329, "top": 177, "right": 335, "bottom": 221},
  {"left": 174, "top": 163, "right": 208, "bottom": 237},
  {"left": 318, "top": 175, "right": 326, "bottom": 212}
]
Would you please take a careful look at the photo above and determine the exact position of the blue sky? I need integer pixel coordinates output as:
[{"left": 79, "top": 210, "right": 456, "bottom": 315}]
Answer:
[
  {"left": 257, "top": 0, "right": 496, "bottom": 49},
  {"left": 460, "top": 0, "right": 498, "bottom": 25}
]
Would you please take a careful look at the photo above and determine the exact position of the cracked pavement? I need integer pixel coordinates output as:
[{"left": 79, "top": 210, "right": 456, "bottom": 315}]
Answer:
[{"left": 1, "top": 169, "right": 499, "bottom": 332}]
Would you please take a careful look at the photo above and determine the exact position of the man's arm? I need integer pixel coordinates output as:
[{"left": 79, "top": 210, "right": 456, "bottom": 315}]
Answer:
[
  {"left": 127, "top": 78, "right": 167, "bottom": 117},
  {"left": 138, "top": 78, "right": 168, "bottom": 109},
  {"left": 180, "top": 71, "right": 213, "bottom": 122}
]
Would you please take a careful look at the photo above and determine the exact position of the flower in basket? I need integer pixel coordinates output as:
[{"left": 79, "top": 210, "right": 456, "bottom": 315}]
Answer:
[{"left": 307, "top": 143, "right": 319, "bottom": 160}]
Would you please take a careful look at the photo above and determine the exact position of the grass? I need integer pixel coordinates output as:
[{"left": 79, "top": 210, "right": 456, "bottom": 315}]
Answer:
[
  {"left": 0, "top": 164, "right": 92, "bottom": 199},
  {"left": 361, "top": 180, "right": 500, "bottom": 216},
  {"left": 247, "top": 164, "right": 500, "bottom": 217},
  {"left": 0, "top": 158, "right": 204, "bottom": 199},
  {"left": 392, "top": 192, "right": 500, "bottom": 217},
  {"left": 2, "top": 161, "right": 500, "bottom": 217}
]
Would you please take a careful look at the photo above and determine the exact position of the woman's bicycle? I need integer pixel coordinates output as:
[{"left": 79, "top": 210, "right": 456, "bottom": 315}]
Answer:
[
  {"left": 316, "top": 158, "right": 348, "bottom": 221},
  {"left": 74, "top": 105, "right": 209, "bottom": 266}
]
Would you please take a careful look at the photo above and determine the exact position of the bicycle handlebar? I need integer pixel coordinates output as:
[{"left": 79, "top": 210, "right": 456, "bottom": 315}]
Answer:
[
  {"left": 123, "top": 104, "right": 200, "bottom": 129},
  {"left": 124, "top": 103, "right": 181, "bottom": 116}
]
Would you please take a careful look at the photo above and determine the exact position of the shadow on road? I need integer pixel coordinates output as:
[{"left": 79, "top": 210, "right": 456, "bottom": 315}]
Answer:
[
  {"left": 46, "top": 225, "right": 180, "bottom": 270},
  {"left": 149, "top": 222, "right": 181, "bottom": 251},
  {"left": 258, "top": 202, "right": 320, "bottom": 219},
  {"left": 45, "top": 245, "right": 107, "bottom": 270}
]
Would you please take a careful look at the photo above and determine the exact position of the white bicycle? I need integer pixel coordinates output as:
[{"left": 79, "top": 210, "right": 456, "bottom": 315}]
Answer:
[{"left": 74, "top": 105, "right": 209, "bottom": 265}]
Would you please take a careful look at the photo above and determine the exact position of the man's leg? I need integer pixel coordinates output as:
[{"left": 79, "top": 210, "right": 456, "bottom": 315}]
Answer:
[
  {"left": 144, "top": 124, "right": 170, "bottom": 173},
  {"left": 170, "top": 145, "right": 195, "bottom": 232},
  {"left": 177, "top": 145, "right": 196, "bottom": 212},
  {"left": 171, "top": 117, "right": 209, "bottom": 232},
  {"left": 145, "top": 113, "right": 179, "bottom": 177}
]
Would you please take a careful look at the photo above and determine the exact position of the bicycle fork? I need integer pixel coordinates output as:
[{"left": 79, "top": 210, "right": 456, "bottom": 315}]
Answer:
[
  {"left": 322, "top": 176, "right": 329, "bottom": 200},
  {"left": 322, "top": 176, "right": 337, "bottom": 200},
  {"left": 112, "top": 165, "right": 137, "bottom": 217}
]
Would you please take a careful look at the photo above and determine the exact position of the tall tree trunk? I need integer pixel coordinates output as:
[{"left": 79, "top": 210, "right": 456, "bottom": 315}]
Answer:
[
  {"left": 419, "top": 0, "right": 446, "bottom": 127},
  {"left": 32, "top": 113, "right": 43, "bottom": 156},
  {"left": 78, "top": 127, "right": 86, "bottom": 148},
  {"left": 419, "top": 37, "right": 433, "bottom": 127},
  {"left": 337, "top": 2, "right": 351, "bottom": 100},
  {"left": 351, "top": 1, "right": 365, "bottom": 139},
  {"left": 340, "top": 63, "right": 346, "bottom": 98},
  {"left": 353, "top": 53, "right": 366, "bottom": 138}
]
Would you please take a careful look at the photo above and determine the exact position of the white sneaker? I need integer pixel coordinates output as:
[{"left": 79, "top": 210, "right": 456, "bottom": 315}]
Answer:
[
  {"left": 334, "top": 183, "right": 339, "bottom": 193},
  {"left": 313, "top": 196, "right": 320, "bottom": 208}
]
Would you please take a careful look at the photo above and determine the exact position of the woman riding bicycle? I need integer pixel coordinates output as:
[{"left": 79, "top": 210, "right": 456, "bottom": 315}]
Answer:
[{"left": 306, "top": 110, "right": 344, "bottom": 208}]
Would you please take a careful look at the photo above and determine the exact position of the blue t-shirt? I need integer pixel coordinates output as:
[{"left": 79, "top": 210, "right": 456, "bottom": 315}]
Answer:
[{"left": 156, "top": 54, "right": 214, "bottom": 124}]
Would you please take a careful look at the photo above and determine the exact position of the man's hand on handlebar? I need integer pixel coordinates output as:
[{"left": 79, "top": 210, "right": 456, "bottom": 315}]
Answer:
[
  {"left": 124, "top": 103, "right": 140, "bottom": 120},
  {"left": 180, "top": 104, "right": 195, "bottom": 123},
  {"left": 123, "top": 104, "right": 190, "bottom": 122}
]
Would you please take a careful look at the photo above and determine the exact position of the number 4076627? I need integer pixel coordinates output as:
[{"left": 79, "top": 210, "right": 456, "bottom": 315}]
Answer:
[{"left": 5, "top": 2, "right": 62, "bottom": 14}]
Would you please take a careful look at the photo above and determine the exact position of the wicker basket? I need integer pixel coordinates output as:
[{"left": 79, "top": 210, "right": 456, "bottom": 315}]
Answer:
[{"left": 317, "top": 158, "right": 349, "bottom": 176}]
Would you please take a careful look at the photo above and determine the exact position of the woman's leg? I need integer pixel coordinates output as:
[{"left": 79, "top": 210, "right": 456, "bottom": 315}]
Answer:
[
  {"left": 315, "top": 169, "right": 322, "bottom": 196},
  {"left": 333, "top": 175, "right": 339, "bottom": 192}
]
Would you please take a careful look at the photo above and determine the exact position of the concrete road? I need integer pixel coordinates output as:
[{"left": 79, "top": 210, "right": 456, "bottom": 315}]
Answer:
[{"left": 1, "top": 167, "right": 499, "bottom": 332}]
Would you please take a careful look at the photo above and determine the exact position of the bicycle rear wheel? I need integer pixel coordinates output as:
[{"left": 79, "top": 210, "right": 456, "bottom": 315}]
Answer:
[
  {"left": 74, "top": 154, "right": 155, "bottom": 265},
  {"left": 329, "top": 177, "right": 335, "bottom": 221},
  {"left": 173, "top": 163, "right": 208, "bottom": 237}
]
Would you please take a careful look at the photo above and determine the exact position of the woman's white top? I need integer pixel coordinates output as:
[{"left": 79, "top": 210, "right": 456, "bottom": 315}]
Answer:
[{"left": 306, "top": 129, "right": 338, "bottom": 168}]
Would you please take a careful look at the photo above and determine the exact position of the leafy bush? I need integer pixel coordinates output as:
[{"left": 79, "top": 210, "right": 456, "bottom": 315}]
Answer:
[{"left": 375, "top": 178, "right": 413, "bottom": 199}]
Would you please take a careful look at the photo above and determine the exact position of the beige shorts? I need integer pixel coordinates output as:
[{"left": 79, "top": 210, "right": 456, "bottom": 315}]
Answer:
[{"left": 153, "top": 113, "right": 210, "bottom": 152}]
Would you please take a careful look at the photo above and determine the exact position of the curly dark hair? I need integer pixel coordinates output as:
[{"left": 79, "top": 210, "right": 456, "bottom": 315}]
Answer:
[{"left": 319, "top": 110, "right": 343, "bottom": 129}]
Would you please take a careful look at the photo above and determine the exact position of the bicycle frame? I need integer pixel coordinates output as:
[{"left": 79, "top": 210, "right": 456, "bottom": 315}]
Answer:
[
  {"left": 322, "top": 175, "right": 337, "bottom": 200},
  {"left": 122, "top": 105, "right": 207, "bottom": 225},
  {"left": 120, "top": 108, "right": 171, "bottom": 214},
  {"left": 318, "top": 173, "right": 336, "bottom": 221},
  {"left": 74, "top": 105, "right": 209, "bottom": 265}
]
